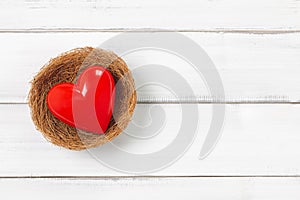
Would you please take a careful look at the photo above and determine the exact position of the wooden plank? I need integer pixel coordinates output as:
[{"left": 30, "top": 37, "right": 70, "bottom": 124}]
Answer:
[
  {"left": 1, "top": 103, "right": 300, "bottom": 176},
  {"left": 0, "top": 0, "right": 299, "bottom": 31},
  {"left": 1, "top": 177, "right": 300, "bottom": 200},
  {"left": 0, "top": 32, "right": 300, "bottom": 103}
]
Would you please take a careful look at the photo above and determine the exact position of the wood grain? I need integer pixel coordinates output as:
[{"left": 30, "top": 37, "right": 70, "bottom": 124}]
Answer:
[
  {"left": 1, "top": 177, "right": 300, "bottom": 200},
  {"left": 1, "top": 104, "right": 300, "bottom": 176},
  {"left": 0, "top": 0, "right": 299, "bottom": 31},
  {"left": 0, "top": 32, "right": 299, "bottom": 103}
]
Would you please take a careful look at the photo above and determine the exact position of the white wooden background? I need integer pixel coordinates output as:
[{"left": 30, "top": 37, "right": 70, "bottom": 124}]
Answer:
[{"left": 1, "top": 0, "right": 300, "bottom": 199}]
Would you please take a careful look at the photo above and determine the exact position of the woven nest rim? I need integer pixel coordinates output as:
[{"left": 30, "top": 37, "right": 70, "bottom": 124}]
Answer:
[{"left": 28, "top": 47, "right": 136, "bottom": 150}]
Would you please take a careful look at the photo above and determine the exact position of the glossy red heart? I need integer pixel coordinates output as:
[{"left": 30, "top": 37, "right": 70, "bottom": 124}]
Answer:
[{"left": 47, "top": 66, "right": 115, "bottom": 134}]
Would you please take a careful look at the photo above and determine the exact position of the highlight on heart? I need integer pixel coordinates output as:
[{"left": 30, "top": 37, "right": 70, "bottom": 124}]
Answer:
[{"left": 28, "top": 47, "right": 136, "bottom": 150}]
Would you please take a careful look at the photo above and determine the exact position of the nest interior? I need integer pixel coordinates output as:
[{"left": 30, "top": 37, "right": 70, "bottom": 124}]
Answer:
[{"left": 28, "top": 47, "right": 136, "bottom": 150}]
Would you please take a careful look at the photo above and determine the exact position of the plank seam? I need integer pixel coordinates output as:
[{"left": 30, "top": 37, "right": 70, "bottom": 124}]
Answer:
[
  {"left": 0, "top": 175, "right": 300, "bottom": 179},
  {"left": 0, "top": 29, "right": 299, "bottom": 34},
  {"left": 2, "top": 102, "right": 300, "bottom": 105}
]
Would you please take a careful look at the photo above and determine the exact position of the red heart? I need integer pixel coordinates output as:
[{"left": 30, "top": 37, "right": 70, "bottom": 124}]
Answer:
[{"left": 47, "top": 66, "right": 115, "bottom": 134}]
